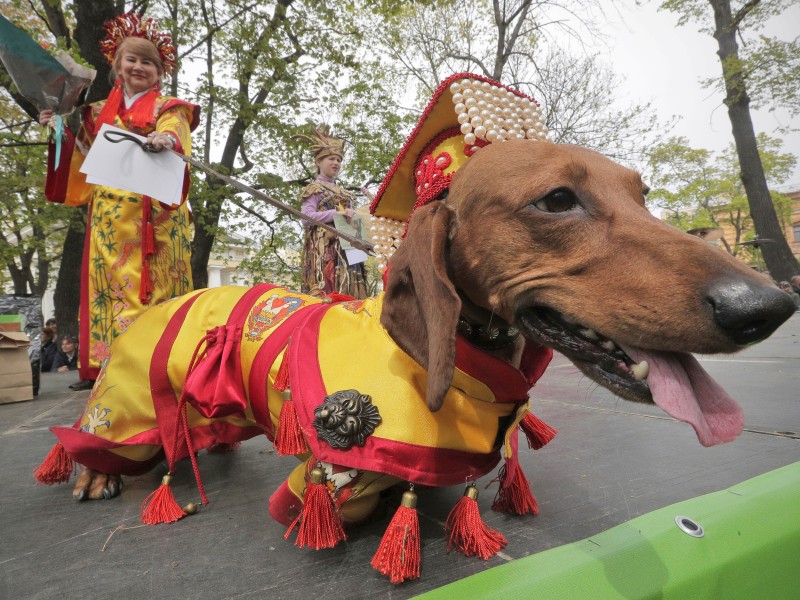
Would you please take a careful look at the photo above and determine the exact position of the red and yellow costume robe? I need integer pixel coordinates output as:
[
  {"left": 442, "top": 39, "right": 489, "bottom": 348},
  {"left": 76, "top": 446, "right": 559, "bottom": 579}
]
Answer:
[
  {"left": 45, "top": 93, "right": 200, "bottom": 380},
  {"left": 51, "top": 286, "right": 552, "bottom": 523}
]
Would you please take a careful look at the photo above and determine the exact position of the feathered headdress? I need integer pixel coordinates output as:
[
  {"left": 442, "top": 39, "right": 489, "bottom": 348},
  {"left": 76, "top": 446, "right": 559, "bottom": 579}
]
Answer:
[
  {"left": 295, "top": 125, "right": 346, "bottom": 161},
  {"left": 99, "top": 12, "right": 177, "bottom": 76}
]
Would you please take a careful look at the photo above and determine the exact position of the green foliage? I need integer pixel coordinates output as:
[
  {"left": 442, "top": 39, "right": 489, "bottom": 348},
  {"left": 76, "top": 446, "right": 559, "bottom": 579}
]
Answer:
[
  {"left": 367, "top": 0, "right": 669, "bottom": 165},
  {"left": 159, "top": 0, "right": 417, "bottom": 287},
  {"left": 645, "top": 133, "right": 796, "bottom": 257},
  {"left": 659, "top": 0, "right": 800, "bottom": 118},
  {"left": 0, "top": 88, "right": 72, "bottom": 294}
]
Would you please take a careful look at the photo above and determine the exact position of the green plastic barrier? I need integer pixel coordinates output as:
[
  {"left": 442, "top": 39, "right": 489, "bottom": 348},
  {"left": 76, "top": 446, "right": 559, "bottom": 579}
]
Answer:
[{"left": 416, "top": 461, "right": 800, "bottom": 599}]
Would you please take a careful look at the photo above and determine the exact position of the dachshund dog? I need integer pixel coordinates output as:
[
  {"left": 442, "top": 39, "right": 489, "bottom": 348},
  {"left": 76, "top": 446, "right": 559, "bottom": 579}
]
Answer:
[{"left": 45, "top": 140, "right": 794, "bottom": 525}]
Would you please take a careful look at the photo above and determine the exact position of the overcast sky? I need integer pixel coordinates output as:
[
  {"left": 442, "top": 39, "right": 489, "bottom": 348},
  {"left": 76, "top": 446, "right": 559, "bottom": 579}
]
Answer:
[{"left": 598, "top": 1, "right": 800, "bottom": 189}]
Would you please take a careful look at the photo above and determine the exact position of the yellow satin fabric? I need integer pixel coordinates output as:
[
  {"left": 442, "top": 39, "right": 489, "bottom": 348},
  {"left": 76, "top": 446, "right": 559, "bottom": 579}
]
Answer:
[
  {"left": 81, "top": 286, "right": 312, "bottom": 461},
  {"left": 312, "top": 296, "right": 513, "bottom": 455}
]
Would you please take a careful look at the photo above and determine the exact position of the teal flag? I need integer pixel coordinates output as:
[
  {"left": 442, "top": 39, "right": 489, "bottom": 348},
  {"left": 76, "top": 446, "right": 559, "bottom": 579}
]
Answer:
[{"left": 0, "top": 14, "right": 93, "bottom": 113}]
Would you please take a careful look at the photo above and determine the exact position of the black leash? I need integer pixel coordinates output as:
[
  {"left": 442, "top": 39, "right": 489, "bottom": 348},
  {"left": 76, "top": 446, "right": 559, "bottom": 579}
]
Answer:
[{"left": 103, "top": 130, "right": 163, "bottom": 153}]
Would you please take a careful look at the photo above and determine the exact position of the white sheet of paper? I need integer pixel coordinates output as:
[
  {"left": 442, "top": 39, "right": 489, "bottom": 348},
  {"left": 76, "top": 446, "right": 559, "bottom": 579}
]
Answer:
[
  {"left": 333, "top": 213, "right": 369, "bottom": 265},
  {"left": 80, "top": 124, "right": 185, "bottom": 206},
  {"left": 344, "top": 247, "right": 368, "bottom": 266}
]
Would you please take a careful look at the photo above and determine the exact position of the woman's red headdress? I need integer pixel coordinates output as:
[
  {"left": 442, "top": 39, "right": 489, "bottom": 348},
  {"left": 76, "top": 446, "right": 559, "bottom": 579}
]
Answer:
[{"left": 99, "top": 12, "right": 177, "bottom": 76}]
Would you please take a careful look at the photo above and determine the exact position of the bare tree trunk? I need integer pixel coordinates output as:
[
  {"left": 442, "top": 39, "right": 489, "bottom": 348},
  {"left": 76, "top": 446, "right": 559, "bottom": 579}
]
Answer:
[
  {"left": 53, "top": 208, "right": 86, "bottom": 341},
  {"left": 50, "top": 1, "right": 120, "bottom": 338},
  {"left": 709, "top": 0, "right": 799, "bottom": 281},
  {"left": 190, "top": 119, "right": 247, "bottom": 289}
]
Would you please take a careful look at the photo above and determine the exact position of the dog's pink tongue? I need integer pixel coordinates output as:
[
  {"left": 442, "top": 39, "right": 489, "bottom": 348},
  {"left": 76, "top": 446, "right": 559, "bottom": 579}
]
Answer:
[{"left": 621, "top": 346, "right": 744, "bottom": 446}]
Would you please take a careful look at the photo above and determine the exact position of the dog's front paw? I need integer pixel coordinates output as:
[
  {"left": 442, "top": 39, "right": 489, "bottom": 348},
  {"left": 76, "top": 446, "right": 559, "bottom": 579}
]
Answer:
[{"left": 72, "top": 468, "right": 123, "bottom": 501}]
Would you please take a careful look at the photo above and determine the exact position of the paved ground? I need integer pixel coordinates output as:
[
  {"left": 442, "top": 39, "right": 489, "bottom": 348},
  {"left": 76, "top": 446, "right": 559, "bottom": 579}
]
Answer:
[{"left": 1, "top": 313, "right": 798, "bottom": 599}]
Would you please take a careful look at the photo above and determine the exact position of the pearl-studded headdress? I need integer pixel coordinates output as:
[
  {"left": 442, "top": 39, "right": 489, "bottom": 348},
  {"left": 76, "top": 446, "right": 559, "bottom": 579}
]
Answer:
[{"left": 368, "top": 73, "right": 548, "bottom": 270}]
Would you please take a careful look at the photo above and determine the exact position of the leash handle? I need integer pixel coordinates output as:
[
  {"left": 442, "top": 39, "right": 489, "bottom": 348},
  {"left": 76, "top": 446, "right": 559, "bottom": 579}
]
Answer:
[{"left": 102, "top": 130, "right": 161, "bottom": 153}]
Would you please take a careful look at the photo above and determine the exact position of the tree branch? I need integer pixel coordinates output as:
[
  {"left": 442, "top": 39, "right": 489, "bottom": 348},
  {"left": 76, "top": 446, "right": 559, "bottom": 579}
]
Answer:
[{"left": 731, "top": 0, "right": 761, "bottom": 31}]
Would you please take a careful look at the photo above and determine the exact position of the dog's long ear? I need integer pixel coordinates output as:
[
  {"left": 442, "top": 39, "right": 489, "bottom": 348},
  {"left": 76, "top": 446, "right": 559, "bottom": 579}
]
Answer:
[{"left": 381, "top": 201, "right": 461, "bottom": 412}]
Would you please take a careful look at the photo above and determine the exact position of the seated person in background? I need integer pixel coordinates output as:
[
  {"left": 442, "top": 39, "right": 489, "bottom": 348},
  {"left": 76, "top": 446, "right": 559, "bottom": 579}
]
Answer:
[
  {"left": 52, "top": 336, "right": 79, "bottom": 372},
  {"left": 791, "top": 275, "right": 800, "bottom": 296},
  {"left": 779, "top": 281, "right": 800, "bottom": 310},
  {"left": 40, "top": 326, "right": 59, "bottom": 372}
]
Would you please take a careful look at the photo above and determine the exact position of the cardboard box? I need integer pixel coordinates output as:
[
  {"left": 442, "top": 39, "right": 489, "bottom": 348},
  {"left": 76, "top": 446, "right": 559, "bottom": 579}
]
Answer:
[
  {"left": 0, "top": 330, "right": 33, "bottom": 404},
  {"left": 0, "top": 314, "right": 23, "bottom": 332}
]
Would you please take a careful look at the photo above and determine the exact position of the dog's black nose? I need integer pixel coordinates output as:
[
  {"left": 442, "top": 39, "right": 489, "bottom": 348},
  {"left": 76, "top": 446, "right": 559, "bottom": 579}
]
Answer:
[{"left": 707, "top": 279, "right": 796, "bottom": 346}]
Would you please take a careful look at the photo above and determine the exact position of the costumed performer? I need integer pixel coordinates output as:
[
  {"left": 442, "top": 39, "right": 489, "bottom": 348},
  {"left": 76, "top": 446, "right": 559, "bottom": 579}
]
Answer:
[
  {"left": 39, "top": 12, "right": 199, "bottom": 390},
  {"left": 298, "top": 126, "right": 368, "bottom": 299}
]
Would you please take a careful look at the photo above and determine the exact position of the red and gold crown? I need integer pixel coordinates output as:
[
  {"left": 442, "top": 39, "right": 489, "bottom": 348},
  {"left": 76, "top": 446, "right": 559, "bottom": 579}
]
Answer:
[
  {"left": 99, "top": 12, "right": 177, "bottom": 76},
  {"left": 368, "top": 73, "right": 548, "bottom": 268}
]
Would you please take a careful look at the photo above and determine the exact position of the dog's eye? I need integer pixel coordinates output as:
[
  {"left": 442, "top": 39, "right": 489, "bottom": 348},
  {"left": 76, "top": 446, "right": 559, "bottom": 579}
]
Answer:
[{"left": 532, "top": 189, "right": 577, "bottom": 213}]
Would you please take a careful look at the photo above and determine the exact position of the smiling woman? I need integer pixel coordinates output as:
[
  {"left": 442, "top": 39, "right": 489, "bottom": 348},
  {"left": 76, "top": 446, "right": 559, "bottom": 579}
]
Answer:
[
  {"left": 116, "top": 38, "right": 160, "bottom": 94},
  {"left": 38, "top": 12, "right": 200, "bottom": 389}
]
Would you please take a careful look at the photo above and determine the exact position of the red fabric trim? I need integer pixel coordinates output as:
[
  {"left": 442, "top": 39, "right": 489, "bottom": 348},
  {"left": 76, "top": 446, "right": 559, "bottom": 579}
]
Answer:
[
  {"left": 454, "top": 336, "right": 553, "bottom": 403},
  {"left": 93, "top": 80, "right": 125, "bottom": 135},
  {"left": 290, "top": 305, "right": 501, "bottom": 486},
  {"left": 370, "top": 72, "right": 540, "bottom": 216},
  {"left": 51, "top": 420, "right": 263, "bottom": 476},
  {"left": 149, "top": 291, "right": 207, "bottom": 468},
  {"left": 52, "top": 426, "right": 164, "bottom": 476},
  {"left": 82, "top": 104, "right": 96, "bottom": 135},
  {"left": 44, "top": 127, "right": 75, "bottom": 203},
  {"left": 519, "top": 342, "right": 554, "bottom": 387},
  {"left": 89, "top": 94, "right": 201, "bottom": 135},
  {"left": 139, "top": 196, "right": 155, "bottom": 304},
  {"left": 158, "top": 97, "right": 201, "bottom": 132},
  {"left": 182, "top": 284, "right": 275, "bottom": 419},
  {"left": 247, "top": 302, "right": 328, "bottom": 435}
]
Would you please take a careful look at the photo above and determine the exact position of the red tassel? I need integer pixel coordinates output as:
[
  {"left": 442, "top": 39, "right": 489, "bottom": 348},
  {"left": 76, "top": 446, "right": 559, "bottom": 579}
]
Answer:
[
  {"left": 325, "top": 293, "right": 355, "bottom": 303},
  {"left": 273, "top": 352, "right": 290, "bottom": 392},
  {"left": 33, "top": 442, "right": 74, "bottom": 485},
  {"left": 139, "top": 261, "right": 153, "bottom": 304},
  {"left": 284, "top": 468, "right": 346, "bottom": 549},
  {"left": 275, "top": 390, "right": 308, "bottom": 456},
  {"left": 520, "top": 412, "right": 558, "bottom": 450},
  {"left": 138, "top": 196, "right": 155, "bottom": 304},
  {"left": 446, "top": 484, "right": 508, "bottom": 559},
  {"left": 140, "top": 474, "right": 187, "bottom": 525},
  {"left": 142, "top": 221, "right": 156, "bottom": 257},
  {"left": 371, "top": 488, "right": 421, "bottom": 584},
  {"left": 492, "top": 462, "right": 539, "bottom": 516}
]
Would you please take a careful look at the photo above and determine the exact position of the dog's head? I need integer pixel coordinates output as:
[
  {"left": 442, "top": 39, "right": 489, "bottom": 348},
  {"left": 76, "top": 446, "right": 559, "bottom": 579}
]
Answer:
[{"left": 382, "top": 140, "right": 795, "bottom": 446}]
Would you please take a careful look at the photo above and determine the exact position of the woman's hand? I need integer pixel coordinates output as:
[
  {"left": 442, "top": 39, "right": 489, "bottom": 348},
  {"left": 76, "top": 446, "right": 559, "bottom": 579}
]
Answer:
[
  {"left": 344, "top": 208, "right": 356, "bottom": 221},
  {"left": 39, "top": 109, "right": 55, "bottom": 127},
  {"left": 146, "top": 131, "right": 177, "bottom": 152}
]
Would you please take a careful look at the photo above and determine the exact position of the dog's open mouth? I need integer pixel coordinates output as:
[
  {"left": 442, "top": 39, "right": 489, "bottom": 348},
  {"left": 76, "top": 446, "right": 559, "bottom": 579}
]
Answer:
[{"left": 517, "top": 307, "right": 744, "bottom": 447}]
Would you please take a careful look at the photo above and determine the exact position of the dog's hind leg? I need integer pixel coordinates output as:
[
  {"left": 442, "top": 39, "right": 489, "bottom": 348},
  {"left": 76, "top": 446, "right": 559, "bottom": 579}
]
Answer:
[{"left": 72, "top": 468, "right": 122, "bottom": 501}]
